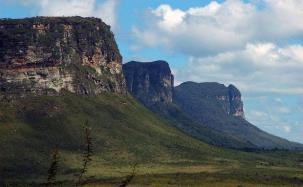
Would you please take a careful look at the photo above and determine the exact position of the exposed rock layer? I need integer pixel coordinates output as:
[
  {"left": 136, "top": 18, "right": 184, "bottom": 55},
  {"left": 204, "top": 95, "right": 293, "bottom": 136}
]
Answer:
[
  {"left": 228, "top": 85, "right": 245, "bottom": 118},
  {"left": 0, "top": 17, "right": 126, "bottom": 96}
]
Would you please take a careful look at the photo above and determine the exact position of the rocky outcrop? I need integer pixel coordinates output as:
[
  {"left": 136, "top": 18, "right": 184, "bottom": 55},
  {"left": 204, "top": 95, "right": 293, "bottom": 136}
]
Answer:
[
  {"left": 228, "top": 85, "right": 245, "bottom": 118},
  {"left": 0, "top": 17, "right": 126, "bottom": 97},
  {"left": 123, "top": 60, "right": 174, "bottom": 111},
  {"left": 174, "top": 82, "right": 245, "bottom": 119}
]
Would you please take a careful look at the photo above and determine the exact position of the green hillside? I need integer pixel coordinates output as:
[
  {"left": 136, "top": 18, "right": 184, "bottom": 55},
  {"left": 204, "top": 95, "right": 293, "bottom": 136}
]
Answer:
[
  {"left": 1, "top": 93, "right": 303, "bottom": 186},
  {"left": 0, "top": 93, "right": 216, "bottom": 182},
  {"left": 158, "top": 103, "right": 257, "bottom": 149}
]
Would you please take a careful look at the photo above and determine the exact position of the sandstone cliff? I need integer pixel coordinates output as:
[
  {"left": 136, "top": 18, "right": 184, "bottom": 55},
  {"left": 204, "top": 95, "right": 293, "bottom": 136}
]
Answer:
[
  {"left": 123, "top": 60, "right": 174, "bottom": 111},
  {"left": 174, "top": 82, "right": 245, "bottom": 119},
  {"left": 228, "top": 84, "right": 245, "bottom": 118},
  {"left": 0, "top": 17, "right": 126, "bottom": 97}
]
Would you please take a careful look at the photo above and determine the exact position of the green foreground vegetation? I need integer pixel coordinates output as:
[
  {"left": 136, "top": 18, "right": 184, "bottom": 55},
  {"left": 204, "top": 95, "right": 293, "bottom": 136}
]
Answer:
[{"left": 0, "top": 93, "right": 303, "bottom": 186}]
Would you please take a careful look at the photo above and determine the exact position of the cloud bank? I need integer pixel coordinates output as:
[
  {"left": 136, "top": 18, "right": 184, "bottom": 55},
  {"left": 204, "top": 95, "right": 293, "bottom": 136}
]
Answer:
[
  {"left": 176, "top": 43, "right": 303, "bottom": 94},
  {"left": 24, "top": 0, "right": 119, "bottom": 28},
  {"left": 133, "top": 0, "right": 303, "bottom": 56}
]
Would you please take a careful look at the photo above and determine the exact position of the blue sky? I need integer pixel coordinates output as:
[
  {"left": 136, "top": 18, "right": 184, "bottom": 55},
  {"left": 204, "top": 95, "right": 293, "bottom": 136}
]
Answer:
[{"left": 1, "top": 0, "right": 303, "bottom": 143}]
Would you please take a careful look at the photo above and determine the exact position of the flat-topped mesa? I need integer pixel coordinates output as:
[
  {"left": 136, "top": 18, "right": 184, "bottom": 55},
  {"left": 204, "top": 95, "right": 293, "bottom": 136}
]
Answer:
[
  {"left": 0, "top": 17, "right": 126, "bottom": 96},
  {"left": 175, "top": 82, "right": 245, "bottom": 119},
  {"left": 123, "top": 60, "right": 174, "bottom": 111}
]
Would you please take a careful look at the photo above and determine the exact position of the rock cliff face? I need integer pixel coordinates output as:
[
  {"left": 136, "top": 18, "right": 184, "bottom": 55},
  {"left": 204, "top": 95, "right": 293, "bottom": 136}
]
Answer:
[
  {"left": 175, "top": 82, "right": 245, "bottom": 119},
  {"left": 0, "top": 17, "right": 126, "bottom": 97},
  {"left": 123, "top": 60, "right": 174, "bottom": 111},
  {"left": 228, "top": 85, "right": 245, "bottom": 118}
]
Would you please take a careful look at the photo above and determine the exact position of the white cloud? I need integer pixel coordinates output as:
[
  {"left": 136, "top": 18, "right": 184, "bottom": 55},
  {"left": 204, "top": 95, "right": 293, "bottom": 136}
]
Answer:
[
  {"left": 39, "top": 0, "right": 95, "bottom": 17},
  {"left": 257, "top": 0, "right": 303, "bottom": 40},
  {"left": 132, "top": 0, "right": 303, "bottom": 56},
  {"left": 28, "top": 0, "right": 119, "bottom": 28},
  {"left": 283, "top": 125, "right": 291, "bottom": 133},
  {"left": 187, "top": 1, "right": 221, "bottom": 16},
  {"left": 175, "top": 42, "right": 303, "bottom": 94},
  {"left": 152, "top": 5, "right": 186, "bottom": 31},
  {"left": 94, "top": 0, "right": 118, "bottom": 29},
  {"left": 275, "top": 98, "right": 283, "bottom": 103}
]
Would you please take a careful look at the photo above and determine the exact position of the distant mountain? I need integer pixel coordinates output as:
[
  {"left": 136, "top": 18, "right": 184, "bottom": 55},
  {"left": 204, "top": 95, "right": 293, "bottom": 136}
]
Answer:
[
  {"left": 123, "top": 61, "right": 303, "bottom": 150},
  {"left": 174, "top": 81, "right": 302, "bottom": 150},
  {"left": 178, "top": 82, "right": 245, "bottom": 119}
]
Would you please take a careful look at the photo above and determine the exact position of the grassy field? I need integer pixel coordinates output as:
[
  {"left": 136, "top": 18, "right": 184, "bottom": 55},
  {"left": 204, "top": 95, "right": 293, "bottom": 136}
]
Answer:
[
  {"left": 0, "top": 93, "right": 303, "bottom": 186},
  {"left": 5, "top": 160, "right": 303, "bottom": 186},
  {"left": 81, "top": 158, "right": 303, "bottom": 186}
]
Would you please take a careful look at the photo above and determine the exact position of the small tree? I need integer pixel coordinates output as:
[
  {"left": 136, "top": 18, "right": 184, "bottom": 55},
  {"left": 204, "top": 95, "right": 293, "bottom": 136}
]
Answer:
[
  {"left": 47, "top": 149, "right": 60, "bottom": 186},
  {"left": 119, "top": 163, "right": 138, "bottom": 187},
  {"left": 77, "top": 121, "right": 93, "bottom": 186}
]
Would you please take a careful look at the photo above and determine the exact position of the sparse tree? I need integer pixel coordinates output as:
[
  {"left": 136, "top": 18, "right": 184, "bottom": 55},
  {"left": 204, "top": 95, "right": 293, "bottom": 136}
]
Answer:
[
  {"left": 119, "top": 163, "right": 138, "bottom": 187},
  {"left": 47, "top": 149, "right": 60, "bottom": 186},
  {"left": 77, "top": 121, "right": 93, "bottom": 186}
]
